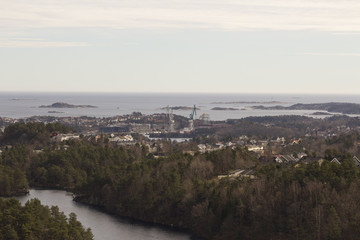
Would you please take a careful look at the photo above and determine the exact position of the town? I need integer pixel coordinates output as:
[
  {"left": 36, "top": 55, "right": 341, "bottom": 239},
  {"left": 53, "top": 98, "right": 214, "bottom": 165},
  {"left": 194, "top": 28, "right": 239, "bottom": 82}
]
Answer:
[{"left": 2, "top": 108, "right": 360, "bottom": 171}]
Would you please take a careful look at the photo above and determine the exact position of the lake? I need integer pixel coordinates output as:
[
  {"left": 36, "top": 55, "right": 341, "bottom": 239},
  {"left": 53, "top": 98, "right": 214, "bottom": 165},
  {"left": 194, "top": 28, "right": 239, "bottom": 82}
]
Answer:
[{"left": 13, "top": 189, "right": 192, "bottom": 240}]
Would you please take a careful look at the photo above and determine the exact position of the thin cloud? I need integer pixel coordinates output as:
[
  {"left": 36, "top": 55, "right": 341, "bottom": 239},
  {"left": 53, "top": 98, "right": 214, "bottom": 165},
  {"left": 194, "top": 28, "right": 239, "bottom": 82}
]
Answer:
[
  {"left": 1, "top": 0, "right": 360, "bottom": 47},
  {"left": 0, "top": 40, "right": 90, "bottom": 48},
  {"left": 2, "top": 0, "right": 360, "bottom": 31},
  {"left": 298, "top": 52, "right": 360, "bottom": 57},
  {"left": 331, "top": 32, "right": 360, "bottom": 35}
]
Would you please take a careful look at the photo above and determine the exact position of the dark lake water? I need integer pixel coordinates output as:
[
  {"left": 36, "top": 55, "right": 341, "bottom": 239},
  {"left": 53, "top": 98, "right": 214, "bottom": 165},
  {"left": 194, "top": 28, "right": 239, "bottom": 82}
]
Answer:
[{"left": 14, "top": 189, "right": 192, "bottom": 240}]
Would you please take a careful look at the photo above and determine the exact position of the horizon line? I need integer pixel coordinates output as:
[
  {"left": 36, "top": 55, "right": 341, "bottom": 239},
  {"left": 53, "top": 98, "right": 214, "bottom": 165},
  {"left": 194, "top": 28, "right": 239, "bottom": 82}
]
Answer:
[{"left": 0, "top": 90, "right": 359, "bottom": 96}]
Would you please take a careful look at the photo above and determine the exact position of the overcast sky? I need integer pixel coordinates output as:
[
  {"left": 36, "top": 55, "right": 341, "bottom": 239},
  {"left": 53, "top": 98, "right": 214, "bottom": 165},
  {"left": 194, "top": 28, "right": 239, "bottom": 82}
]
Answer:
[{"left": 1, "top": 0, "right": 360, "bottom": 93}]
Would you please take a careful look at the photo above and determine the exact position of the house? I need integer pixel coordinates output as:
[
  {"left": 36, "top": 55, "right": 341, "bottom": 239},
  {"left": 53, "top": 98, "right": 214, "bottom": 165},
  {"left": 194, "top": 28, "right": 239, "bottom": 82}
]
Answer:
[
  {"left": 297, "top": 152, "right": 308, "bottom": 160},
  {"left": 146, "top": 144, "right": 158, "bottom": 154},
  {"left": 258, "top": 140, "right": 268, "bottom": 147},
  {"left": 331, "top": 158, "right": 341, "bottom": 165},
  {"left": 247, "top": 145, "right": 264, "bottom": 154},
  {"left": 215, "top": 142, "right": 225, "bottom": 149},
  {"left": 270, "top": 137, "right": 285, "bottom": 144},
  {"left": 183, "top": 151, "right": 195, "bottom": 156},
  {"left": 290, "top": 138, "right": 302, "bottom": 145},
  {"left": 239, "top": 169, "right": 256, "bottom": 179},
  {"left": 197, "top": 144, "right": 207, "bottom": 153},
  {"left": 33, "top": 149, "right": 44, "bottom": 154},
  {"left": 354, "top": 156, "right": 360, "bottom": 168},
  {"left": 94, "top": 135, "right": 101, "bottom": 142},
  {"left": 274, "top": 155, "right": 298, "bottom": 164},
  {"left": 109, "top": 135, "right": 134, "bottom": 143},
  {"left": 218, "top": 168, "right": 256, "bottom": 180},
  {"left": 52, "top": 134, "right": 80, "bottom": 142},
  {"left": 317, "top": 131, "right": 327, "bottom": 137},
  {"left": 228, "top": 169, "right": 245, "bottom": 178},
  {"left": 226, "top": 142, "right": 235, "bottom": 147}
]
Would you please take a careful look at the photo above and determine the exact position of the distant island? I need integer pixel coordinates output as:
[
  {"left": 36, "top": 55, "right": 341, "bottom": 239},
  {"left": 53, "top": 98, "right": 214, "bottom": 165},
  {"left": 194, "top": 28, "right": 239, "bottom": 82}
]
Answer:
[
  {"left": 310, "top": 112, "right": 333, "bottom": 116},
  {"left": 11, "top": 98, "right": 37, "bottom": 101},
  {"left": 211, "top": 101, "right": 285, "bottom": 104},
  {"left": 47, "top": 111, "right": 64, "bottom": 114},
  {"left": 39, "top": 102, "right": 97, "bottom": 108},
  {"left": 211, "top": 107, "right": 239, "bottom": 111},
  {"left": 252, "top": 102, "right": 360, "bottom": 114},
  {"left": 160, "top": 106, "right": 200, "bottom": 111}
]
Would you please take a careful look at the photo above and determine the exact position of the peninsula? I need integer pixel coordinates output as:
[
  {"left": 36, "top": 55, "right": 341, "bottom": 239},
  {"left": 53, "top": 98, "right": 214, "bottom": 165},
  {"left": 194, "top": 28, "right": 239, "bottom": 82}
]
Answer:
[
  {"left": 252, "top": 102, "right": 360, "bottom": 114},
  {"left": 211, "top": 101, "right": 284, "bottom": 104}
]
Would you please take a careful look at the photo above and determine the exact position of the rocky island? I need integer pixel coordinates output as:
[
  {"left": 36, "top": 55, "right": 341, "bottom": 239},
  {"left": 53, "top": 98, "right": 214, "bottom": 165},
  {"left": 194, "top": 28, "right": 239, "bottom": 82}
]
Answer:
[{"left": 39, "top": 102, "right": 97, "bottom": 108}]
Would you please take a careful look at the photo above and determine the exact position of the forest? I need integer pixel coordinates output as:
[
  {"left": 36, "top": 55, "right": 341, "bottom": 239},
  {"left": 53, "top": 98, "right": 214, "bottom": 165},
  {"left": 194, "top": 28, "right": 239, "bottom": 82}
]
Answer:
[
  {"left": 0, "top": 198, "right": 93, "bottom": 240},
  {"left": 1, "top": 122, "right": 360, "bottom": 239}
]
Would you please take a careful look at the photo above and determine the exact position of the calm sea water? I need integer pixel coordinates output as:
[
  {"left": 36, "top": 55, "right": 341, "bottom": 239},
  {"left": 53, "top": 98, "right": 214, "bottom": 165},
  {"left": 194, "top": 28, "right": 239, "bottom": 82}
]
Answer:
[
  {"left": 14, "top": 189, "right": 192, "bottom": 240},
  {"left": 1, "top": 92, "right": 360, "bottom": 121}
]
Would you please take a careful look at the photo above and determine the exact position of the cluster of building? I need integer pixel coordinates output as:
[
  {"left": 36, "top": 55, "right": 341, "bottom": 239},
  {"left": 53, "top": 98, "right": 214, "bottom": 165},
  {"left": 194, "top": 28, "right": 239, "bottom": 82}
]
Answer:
[{"left": 0, "top": 113, "right": 185, "bottom": 136}]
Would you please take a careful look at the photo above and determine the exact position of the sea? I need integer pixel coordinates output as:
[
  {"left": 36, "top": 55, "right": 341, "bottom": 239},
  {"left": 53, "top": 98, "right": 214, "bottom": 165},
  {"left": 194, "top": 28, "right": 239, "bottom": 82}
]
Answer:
[{"left": 1, "top": 92, "right": 360, "bottom": 121}]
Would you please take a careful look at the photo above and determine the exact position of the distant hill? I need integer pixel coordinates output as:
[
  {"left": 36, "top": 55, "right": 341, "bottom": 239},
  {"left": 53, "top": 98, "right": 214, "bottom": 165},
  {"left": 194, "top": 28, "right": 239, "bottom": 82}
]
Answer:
[
  {"left": 39, "top": 102, "right": 97, "bottom": 108},
  {"left": 160, "top": 106, "right": 200, "bottom": 110},
  {"left": 211, "top": 101, "right": 284, "bottom": 104},
  {"left": 252, "top": 102, "right": 360, "bottom": 114}
]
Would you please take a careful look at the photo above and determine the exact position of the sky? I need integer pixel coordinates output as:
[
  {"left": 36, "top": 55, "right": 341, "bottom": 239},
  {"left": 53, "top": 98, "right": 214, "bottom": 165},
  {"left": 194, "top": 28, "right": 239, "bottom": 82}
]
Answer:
[{"left": 1, "top": 0, "right": 360, "bottom": 94}]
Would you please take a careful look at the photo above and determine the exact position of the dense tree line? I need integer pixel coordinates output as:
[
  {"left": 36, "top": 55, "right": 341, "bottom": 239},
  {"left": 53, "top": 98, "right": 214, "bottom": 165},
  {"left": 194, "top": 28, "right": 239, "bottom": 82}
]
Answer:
[
  {"left": 0, "top": 198, "right": 93, "bottom": 240},
  {"left": 0, "top": 165, "right": 28, "bottom": 197},
  {"left": 4, "top": 140, "right": 360, "bottom": 239},
  {"left": 0, "top": 122, "right": 74, "bottom": 146},
  {"left": 2, "top": 122, "right": 360, "bottom": 239},
  {"left": 75, "top": 151, "right": 360, "bottom": 240}
]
